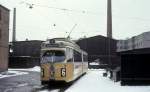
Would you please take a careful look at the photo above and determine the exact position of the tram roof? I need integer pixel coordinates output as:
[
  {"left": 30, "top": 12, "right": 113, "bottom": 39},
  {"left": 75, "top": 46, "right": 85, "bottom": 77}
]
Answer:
[
  {"left": 41, "top": 38, "right": 87, "bottom": 54},
  {"left": 44, "top": 38, "right": 80, "bottom": 48}
]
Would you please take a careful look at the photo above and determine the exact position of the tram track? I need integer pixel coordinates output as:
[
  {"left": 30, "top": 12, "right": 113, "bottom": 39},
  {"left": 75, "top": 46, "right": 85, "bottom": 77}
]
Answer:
[
  {"left": 32, "top": 83, "right": 72, "bottom": 92},
  {"left": 33, "top": 73, "right": 86, "bottom": 92}
]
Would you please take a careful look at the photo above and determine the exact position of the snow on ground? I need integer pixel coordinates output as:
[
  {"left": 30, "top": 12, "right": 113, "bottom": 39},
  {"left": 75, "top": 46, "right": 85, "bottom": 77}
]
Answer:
[
  {"left": 38, "top": 89, "right": 60, "bottom": 92},
  {"left": 0, "top": 70, "right": 28, "bottom": 79},
  {"left": 89, "top": 62, "right": 99, "bottom": 65},
  {"left": 0, "top": 66, "right": 40, "bottom": 79},
  {"left": 65, "top": 69, "right": 150, "bottom": 92},
  {"left": 8, "top": 66, "right": 41, "bottom": 72}
]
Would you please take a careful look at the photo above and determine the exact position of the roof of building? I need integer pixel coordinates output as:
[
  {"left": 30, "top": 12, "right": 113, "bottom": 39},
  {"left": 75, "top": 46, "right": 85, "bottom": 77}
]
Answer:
[
  {"left": 118, "top": 48, "right": 150, "bottom": 55},
  {"left": 0, "top": 4, "right": 9, "bottom": 11},
  {"left": 10, "top": 40, "right": 44, "bottom": 43},
  {"left": 77, "top": 35, "right": 117, "bottom": 42}
]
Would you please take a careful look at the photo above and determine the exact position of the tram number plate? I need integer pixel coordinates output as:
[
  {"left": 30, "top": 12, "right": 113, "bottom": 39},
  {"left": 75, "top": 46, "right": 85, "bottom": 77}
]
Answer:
[{"left": 61, "top": 68, "right": 66, "bottom": 77}]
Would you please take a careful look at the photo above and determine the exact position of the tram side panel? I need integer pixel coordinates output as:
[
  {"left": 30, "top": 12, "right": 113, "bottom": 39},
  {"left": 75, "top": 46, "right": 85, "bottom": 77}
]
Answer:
[
  {"left": 73, "top": 50, "right": 83, "bottom": 80},
  {"left": 64, "top": 47, "right": 75, "bottom": 82},
  {"left": 82, "top": 54, "right": 88, "bottom": 74}
]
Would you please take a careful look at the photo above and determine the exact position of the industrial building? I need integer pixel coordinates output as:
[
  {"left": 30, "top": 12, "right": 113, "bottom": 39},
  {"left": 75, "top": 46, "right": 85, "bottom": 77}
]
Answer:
[
  {"left": 9, "top": 35, "right": 121, "bottom": 69},
  {"left": 117, "top": 31, "right": 150, "bottom": 52},
  {"left": 9, "top": 40, "right": 43, "bottom": 68},
  {"left": 0, "top": 5, "right": 9, "bottom": 72},
  {"left": 117, "top": 31, "right": 150, "bottom": 85},
  {"left": 76, "top": 35, "right": 120, "bottom": 69}
]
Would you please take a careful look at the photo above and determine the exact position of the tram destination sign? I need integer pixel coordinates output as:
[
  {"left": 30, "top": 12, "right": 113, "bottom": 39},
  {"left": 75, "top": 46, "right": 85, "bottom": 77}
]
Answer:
[{"left": 45, "top": 44, "right": 59, "bottom": 47}]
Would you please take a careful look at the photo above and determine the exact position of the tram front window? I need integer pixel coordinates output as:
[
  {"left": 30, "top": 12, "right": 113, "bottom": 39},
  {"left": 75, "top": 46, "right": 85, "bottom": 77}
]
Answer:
[{"left": 42, "top": 50, "right": 65, "bottom": 63}]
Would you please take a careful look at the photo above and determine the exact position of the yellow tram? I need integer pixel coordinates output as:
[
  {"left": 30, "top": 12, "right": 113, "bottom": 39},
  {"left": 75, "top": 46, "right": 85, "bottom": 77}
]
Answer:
[{"left": 40, "top": 38, "right": 88, "bottom": 84}]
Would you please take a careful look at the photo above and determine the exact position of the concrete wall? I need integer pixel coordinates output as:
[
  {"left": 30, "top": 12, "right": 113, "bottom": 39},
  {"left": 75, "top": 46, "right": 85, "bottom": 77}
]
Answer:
[
  {"left": 117, "top": 31, "right": 150, "bottom": 52},
  {"left": 0, "top": 5, "right": 9, "bottom": 72}
]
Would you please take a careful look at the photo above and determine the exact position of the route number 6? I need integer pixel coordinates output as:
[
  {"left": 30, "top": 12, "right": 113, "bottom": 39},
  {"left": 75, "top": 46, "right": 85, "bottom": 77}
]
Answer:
[{"left": 61, "top": 68, "right": 66, "bottom": 77}]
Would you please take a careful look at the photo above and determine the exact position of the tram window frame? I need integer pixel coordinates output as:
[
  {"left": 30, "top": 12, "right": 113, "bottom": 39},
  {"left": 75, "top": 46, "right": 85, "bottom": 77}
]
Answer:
[
  {"left": 42, "top": 50, "right": 65, "bottom": 62},
  {"left": 74, "top": 50, "right": 82, "bottom": 62},
  {"left": 66, "top": 48, "right": 73, "bottom": 62},
  {"left": 83, "top": 54, "right": 88, "bottom": 62}
]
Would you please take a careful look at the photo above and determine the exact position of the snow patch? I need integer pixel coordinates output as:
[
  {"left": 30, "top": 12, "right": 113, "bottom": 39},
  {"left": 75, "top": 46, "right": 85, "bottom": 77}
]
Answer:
[
  {"left": 29, "top": 66, "right": 41, "bottom": 72},
  {"left": 9, "top": 66, "right": 41, "bottom": 72},
  {"left": 89, "top": 62, "right": 99, "bottom": 65},
  {"left": 0, "top": 70, "right": 28, "bottom": 79},
  {"left": 38, "top": 89, "right": 59, "bottom": 92},
  {"left": 65, "top": 70, "right": 150, "bottom": 92}
]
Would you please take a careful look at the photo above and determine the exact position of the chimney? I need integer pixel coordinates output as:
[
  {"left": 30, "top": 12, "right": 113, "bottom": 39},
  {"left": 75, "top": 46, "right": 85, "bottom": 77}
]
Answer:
[
  {"left": 12, "top": 8, "right": 16, "bottom": 42},
  {"left": 107, "top": 0, "right": 112, "bottom": 38}
]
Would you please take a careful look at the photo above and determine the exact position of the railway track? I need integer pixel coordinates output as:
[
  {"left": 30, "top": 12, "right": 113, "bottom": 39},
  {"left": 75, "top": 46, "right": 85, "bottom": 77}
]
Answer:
[
  {"left": 33, "top": 73, "right": 86, "bottom": 92},
  {"left": 33, "top": 82, "right": 72, "bottom": 92}
]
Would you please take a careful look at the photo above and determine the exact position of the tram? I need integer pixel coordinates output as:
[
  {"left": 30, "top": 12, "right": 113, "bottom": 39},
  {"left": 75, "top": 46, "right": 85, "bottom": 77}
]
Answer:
[{"left": 40, "top": 38, "right": 88, "bottom": 84}]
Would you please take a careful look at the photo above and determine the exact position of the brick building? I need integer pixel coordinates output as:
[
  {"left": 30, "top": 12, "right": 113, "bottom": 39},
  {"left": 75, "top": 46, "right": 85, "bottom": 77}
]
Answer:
[{"left": 0, "top": 5, "right": 9, "bottom": 72}]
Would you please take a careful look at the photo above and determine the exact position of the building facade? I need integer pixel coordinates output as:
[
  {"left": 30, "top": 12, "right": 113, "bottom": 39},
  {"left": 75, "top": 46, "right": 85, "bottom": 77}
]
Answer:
[
  {"left": 117, "top": 31, "right": 150, "bottom": 52},
  {"left": 0, "top": 5, "right": 9, "bottom": 72},
  {"left": 76, "top": 35, "right": 120, "bottom": 69},
  {"left": 9, "top": 40, "right": 43, "bottom": 68},
  {"left": 117, "top": 31, "right": 150, "bottom": 85}
]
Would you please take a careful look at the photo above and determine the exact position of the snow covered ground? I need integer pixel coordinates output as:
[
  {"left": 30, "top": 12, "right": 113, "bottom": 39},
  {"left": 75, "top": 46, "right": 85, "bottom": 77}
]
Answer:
[
  {"left": 0, "top": 66, "right": 40, "bottom": 79},
  {"left": 65, "top": 69, "right": 150, "bottom": 92},
  {"left": 8, "top": 66, "right": 41, "bottom": 72},
  {"left": 89, "top": 62, "right": 99, "bottom": 65},
  {"left": 0, "top": 70, "right": 28, "bottom": 79},
  {"left": 2, "top": 67, "right": 150, "bottom": 92}
]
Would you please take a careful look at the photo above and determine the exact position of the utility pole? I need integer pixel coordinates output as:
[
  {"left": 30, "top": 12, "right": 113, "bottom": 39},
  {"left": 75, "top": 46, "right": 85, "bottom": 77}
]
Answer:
[{"left": 12, "top": 8, "right": 16, "bottom": 42}]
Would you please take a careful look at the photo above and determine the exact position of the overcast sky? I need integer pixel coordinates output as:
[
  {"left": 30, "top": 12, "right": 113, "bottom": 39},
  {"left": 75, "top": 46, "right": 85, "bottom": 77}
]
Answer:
[{"left": 1, "top": 0, "right": 150, "bottom": 41}]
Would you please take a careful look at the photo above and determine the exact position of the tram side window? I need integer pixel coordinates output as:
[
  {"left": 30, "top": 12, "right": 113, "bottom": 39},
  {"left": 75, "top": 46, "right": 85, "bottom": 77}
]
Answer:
[
  {"left": 66, "top": 48, "right": 73, "bottom": 62},
  {"left": 74, "top": 50, "right": 82, "bottom": 62},
  {"left": 83, "top": 55, "right": 88, "bottom": 62}
]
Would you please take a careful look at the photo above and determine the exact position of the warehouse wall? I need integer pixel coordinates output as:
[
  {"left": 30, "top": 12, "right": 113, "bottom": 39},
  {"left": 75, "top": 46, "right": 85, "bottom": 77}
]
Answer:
[
  {"left": 76, "top": 35, "right": 120, "bottom": 69},
  {"left": 0, "top": 5, "right": 9, "bottom": 72}
]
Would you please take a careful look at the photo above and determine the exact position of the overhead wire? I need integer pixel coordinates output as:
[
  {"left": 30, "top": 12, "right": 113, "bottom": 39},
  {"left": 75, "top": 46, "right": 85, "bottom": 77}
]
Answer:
[
  {"left": 21, "top": 1, "right": 150, "bottom": 22},
  {"left": 17, "top": 0, "right": 150, "bottom": 38}
]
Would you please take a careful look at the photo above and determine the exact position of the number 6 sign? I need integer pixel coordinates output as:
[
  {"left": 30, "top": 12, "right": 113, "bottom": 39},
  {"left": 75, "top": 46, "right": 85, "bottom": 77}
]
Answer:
[{"left": 61, "top": 68, "right": 66, "bottom": 77}]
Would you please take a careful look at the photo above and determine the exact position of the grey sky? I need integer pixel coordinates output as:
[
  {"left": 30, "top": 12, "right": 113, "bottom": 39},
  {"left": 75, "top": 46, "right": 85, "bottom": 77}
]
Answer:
[{"left": 0, "top": 0, "right": 150, "bottom": 41}]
